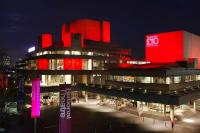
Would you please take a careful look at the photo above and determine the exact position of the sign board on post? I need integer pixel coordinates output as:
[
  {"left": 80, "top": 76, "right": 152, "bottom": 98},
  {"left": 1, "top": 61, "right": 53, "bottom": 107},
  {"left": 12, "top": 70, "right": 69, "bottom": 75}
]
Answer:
[
  {"left": 59, "top": 84, "right": 72, "bottom": 133},
  {"left": 31, "top": 78, "right": 40, "bottom": 118}
]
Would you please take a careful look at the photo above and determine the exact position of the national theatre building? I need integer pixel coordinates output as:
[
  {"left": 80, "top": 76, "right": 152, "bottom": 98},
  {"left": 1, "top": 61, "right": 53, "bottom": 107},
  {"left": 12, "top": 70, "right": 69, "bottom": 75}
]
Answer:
[{"left": 18, "top": 19, "right": 200, "bottom": 121}]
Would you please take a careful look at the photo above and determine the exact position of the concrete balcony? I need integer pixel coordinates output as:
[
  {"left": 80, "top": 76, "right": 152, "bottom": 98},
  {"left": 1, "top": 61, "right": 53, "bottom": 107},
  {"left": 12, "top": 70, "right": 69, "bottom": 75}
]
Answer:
[{"left": 105, "top": 80, "right": 200, "bottom": 93}]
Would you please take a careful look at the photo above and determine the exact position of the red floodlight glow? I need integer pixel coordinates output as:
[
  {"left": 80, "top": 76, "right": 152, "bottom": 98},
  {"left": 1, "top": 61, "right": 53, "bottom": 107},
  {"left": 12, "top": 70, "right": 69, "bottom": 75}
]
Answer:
[
  {"left": 119, "top": 63, "right": 133, "bottom": 68},
  {"left": 145, "top": 31, "right": 184, "bottom": 63},
  {"left": 64, "top": 59, "right": 82, "bottom": 70},
  {"left": 41, "top": 34, "right": 52, "bottom": 48},
  {"left": 37, "top": 59, "right": 49, "bottom": 70},
  {"left": 102, "top": 21, "right": 110, "bottom": 43},
  {"left": 62, "top": 24, "right": 71, "bottom": 47},
  {"left": 70, "top": 19, "right": 101, "bottom": 42}
]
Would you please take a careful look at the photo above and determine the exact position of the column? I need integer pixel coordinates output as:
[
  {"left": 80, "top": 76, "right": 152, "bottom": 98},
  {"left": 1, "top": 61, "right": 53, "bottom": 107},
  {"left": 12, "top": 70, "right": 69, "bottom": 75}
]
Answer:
[
  {"left": 164, "top": 104, "right": 166, "bottom": 114},
  {"left": 137, "top": 101, "right": 141, "bottom": 111},
  {"left": 85, "top": 93, "right": 88, "bottom": 102},
  {"left": 76, "top": 92, "right": 79, "bottom": 103},
  {"left": 137, "top": 101, "right": 142, "bottom": 116},
  {"left": 164, "top": 104, "right": 167, "bottom": 127},
  {"left": 170, "top": 105, "right": 174, "bottom": 121},
  {"left": 115, "top": 100, "right": 118, "bottom": 109},
  {"left": 193, "top": 101, "right": 196, "bottom": 112}
]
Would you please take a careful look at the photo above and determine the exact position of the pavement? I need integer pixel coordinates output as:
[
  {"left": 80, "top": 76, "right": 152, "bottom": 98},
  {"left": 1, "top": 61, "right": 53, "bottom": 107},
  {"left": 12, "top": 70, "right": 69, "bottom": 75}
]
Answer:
[
  {"left": 0, "top": 110, "right": 31, "bottom": 133},
  {"left": 74, "top": 99, "right": 200, "bottom": 133},
  {"left": 1, "top": 99, "right": 200, "bottom": 133}
]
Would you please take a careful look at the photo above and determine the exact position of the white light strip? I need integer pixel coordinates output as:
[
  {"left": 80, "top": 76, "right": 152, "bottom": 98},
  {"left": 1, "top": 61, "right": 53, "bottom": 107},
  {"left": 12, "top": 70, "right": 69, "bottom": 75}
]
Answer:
[{"left": 28, "top": 46, "right": 35, "bottom": 53}]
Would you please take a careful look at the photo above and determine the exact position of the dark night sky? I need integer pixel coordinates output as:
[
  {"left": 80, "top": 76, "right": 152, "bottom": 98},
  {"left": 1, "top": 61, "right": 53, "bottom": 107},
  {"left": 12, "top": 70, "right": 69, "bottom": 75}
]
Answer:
[{"left": 1, "top": 0, "right": 200, "bottom": 63}]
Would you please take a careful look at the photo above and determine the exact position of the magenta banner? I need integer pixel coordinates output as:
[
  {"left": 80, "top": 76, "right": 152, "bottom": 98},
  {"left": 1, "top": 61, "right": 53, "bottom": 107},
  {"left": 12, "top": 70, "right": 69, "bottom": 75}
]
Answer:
[
  {"left": 59, "top": 84, "right": 72, "bottom": 133},
  {"left": 31, "top": 78, "right": 40, "bottom": 118}
]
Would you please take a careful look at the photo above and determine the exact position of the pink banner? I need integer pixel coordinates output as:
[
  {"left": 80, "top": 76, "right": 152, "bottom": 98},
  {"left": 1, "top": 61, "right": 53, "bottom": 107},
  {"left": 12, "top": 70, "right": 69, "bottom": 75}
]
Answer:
[
  {"left": 31, "top": 78, "right": 40, "bottom": 118},
  {"left": 59, "top": 84, "right": 71, "bottom": 133}
]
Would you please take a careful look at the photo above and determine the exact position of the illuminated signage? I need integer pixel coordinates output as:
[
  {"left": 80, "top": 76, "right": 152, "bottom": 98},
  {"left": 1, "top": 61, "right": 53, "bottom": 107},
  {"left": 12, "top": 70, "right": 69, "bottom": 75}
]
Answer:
[
  {"left": 59, "top": 84, "right": 71, "bottom": 133},
  {"left": 146, "top": 35, "right": 159, "bottom": 47},
  {"left": 145, "top": 31, "right": 184, "bottom": 63},
  {"left": 28, "top": 46, "right": 35, "bottom": 53},
  {"left": 31, "top": 78, "right": 40, "bottom": 118}
]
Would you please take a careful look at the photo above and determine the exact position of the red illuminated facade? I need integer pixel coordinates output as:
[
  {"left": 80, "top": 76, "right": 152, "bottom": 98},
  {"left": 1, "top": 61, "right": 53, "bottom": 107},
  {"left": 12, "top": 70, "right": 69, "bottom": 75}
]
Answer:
[
  {"left": 37, "top": 59, "right": 49, "bottom": 70},
  {"left": 40, "top": 34, "right": 53, "bottom": 48},
  {"left": 145, "top": 30, "right": 200, "bottom": 68},
  {"left": 61, "top": 19, "right": 111, "bottom": 48},
  {"left": 64, "top": 59, "right": 82, "bottom": 70},
  {"left": 62, "top": 24, "right": 71, "bottom": 47},
  {"left": 102, "top": 21, "right": 111, "bottom": 43},
  {"left": 146, "top": 31, "right": 184, "bottom": 63},
  {"left": 24, "top": 18, "right": 132, "bottom": 87}
]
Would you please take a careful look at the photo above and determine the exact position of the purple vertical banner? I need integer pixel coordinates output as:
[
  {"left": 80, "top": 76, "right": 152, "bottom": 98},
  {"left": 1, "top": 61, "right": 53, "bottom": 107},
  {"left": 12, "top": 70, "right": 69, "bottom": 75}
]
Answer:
[
  {"left": 59, "top": 84, "right": 72, "bottom": 133},
  {"left": 31, "top": 78, "right": 41, "bottom": 118}
]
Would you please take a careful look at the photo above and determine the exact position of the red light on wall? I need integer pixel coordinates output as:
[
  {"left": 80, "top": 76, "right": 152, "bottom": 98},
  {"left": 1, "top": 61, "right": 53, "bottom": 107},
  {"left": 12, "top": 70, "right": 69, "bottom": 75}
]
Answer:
[
  {"left": 119, "top": 50, "right": 130, "bottom": 55},
  {"left": 61, "top": 19, "right": 111, "bottom": 47},
  {"left": 62, "top": 24, "right": 71, "bottom": 47},
  {"left": 70, "top": 19, "right": 101, "bottom": 42},
  {"left": 73, "top": 59, "right": 82, "bottom": 70},
  {"left": 120, "top": 57, "right": 131, "bottom": 61},
  {"left": 37, "top": 59, "right": 49, "bottom": 70},
  {"left": 64, "top": 59, "right": 73, "bottom": 70},
  {"left": 197, "top": 59, "right": 200, "bottom": 69},
  {"left": 41, "top": 34, "right": 52, "bottom": 48},
  {"left": 119, "top": 63, "right": 133, "bottom": 68},
  {"left": 102, "top": 21, "right": 110, "bottom": 43},
  {"left": 64, "top": 59, "right": 82, "bottom": 70},
  {"left": 145, "top": 31, "right": 184, "bottom": 63}
]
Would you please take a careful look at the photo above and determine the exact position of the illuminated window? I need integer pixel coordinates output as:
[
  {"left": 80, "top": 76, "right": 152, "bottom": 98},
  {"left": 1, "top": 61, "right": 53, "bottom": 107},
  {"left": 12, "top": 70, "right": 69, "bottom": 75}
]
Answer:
[
  {"left": 87, "top": 52, "right": 93, "bottom": 55},
  {"left": 174, "top": 76, "right": 181, "bottom": 83},
  {"left": 166, "top": 77, "right": 172, "bottom": 84},
  {"left": 72, "top": 51, "right": 81, "bottom": 55},
  {"left": 88, "top": 59, "right": 92, "bottom": 70},
  {"left": 197, "top": 75, "right": 200, "bottom": 80},
  {"left": 43, "top": 51, "right": 48, "bottom": 55},
  {"left": 64, "top": 51, "right": 70, "bottom": 55}
]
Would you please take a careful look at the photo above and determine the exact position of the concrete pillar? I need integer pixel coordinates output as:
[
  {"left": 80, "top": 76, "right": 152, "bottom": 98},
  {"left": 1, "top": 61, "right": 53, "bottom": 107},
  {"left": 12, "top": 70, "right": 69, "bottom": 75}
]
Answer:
[
  {"left": 96, "top": 94, "right": 100, "bottom": 100},
  {"left": 146, "top": 102, "right": 148, "bottom": 108},
  {"left": 193, "top": 101, "right": 196, "bottom": 112},
  {"left": 137, "top": 101, "right": 141, "bottom": 111},
  {"left": 164, "top": 104, "right": 166, "bottom": 114},
  {"left": 170, "top": 105, "right": 174, "bottom": 121},
  {"left": 115, "top": 100, "right": 118, "bottom": 109},
  {"left": 72, "top": 75, "right": 75, "bottom": 85},
  {"left": 85, "top": 93, "right": 88, "bottom": 102},
  {"left": 76, "top": 92, "right": 79, "bottom": 103},
  {"left": 137, "top": 101, "right": 143, "bottom": 116}
]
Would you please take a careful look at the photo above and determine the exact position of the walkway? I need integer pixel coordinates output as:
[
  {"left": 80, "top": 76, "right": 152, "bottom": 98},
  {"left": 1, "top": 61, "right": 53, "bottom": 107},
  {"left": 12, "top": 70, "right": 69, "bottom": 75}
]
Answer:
[{"left": 74, "top": 99, "right": 200, "bottom": 133}]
